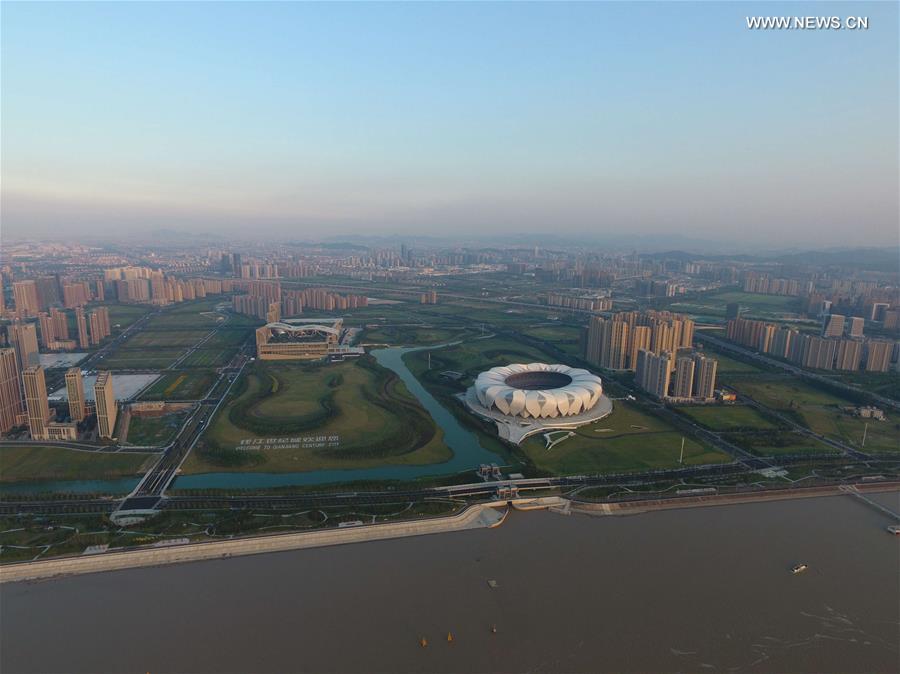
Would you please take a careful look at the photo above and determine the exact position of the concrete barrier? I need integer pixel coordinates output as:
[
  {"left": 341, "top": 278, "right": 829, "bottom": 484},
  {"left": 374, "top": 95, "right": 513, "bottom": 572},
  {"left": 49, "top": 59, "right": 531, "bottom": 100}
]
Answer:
[{"left": 0, "top": 504, "right": 505, "bottom": 584}]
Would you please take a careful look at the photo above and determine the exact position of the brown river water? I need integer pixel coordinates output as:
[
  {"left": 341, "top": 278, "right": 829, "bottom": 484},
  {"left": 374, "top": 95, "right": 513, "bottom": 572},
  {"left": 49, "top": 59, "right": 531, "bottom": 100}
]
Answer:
[{"left": 2, "top": 493, "right": 898, "bottom": 673}]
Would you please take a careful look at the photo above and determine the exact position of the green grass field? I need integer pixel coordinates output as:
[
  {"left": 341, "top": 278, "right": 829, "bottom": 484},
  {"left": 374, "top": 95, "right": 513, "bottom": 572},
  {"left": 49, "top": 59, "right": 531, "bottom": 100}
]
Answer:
[
  {"left": 95, "top": 303, "right": 154, "bottom": 330},
  {"left": 677, "top": 405, "right": 778, "bottom": 431},
  {"left": 99, "top": 348, "right": 185, "bottom": 370},
  {"left": 0, "top": 446, "right": 155, "bottom": 483},
  {"left": 362, "top": 325, "right": 463, "bottom": 346},
  {"left": 139, "top": 371, "right": 217, "bottom": 400},
  {"left": 122, "top": 329, "right": 211, "bottom": 348},
  {"left": 179, "top": 348, "right": 235, "bottom": 368},
  {"left": 520, "top": 324, "right": 583, "bottom": 356},
  {"left": 182, "top": 357, "right": 451, "bottom": 474},
  {"left": 723, "top": 430, "right": 838, "bottom": 457},
  {"left": 729, "top": 377, "right": 898, "bottom": 453},
  {"left": 125, "top": 412, "right": 189, "bottom": 446},
  {"left": 519, "top": 403, "right": 730, "bottom": 475}
]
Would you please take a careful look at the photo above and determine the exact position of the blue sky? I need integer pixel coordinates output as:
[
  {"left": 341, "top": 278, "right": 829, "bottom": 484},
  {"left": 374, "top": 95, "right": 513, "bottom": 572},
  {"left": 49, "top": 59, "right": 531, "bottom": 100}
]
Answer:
[{"left": 2, "top": 1, "right": 897, "bottom": 246}]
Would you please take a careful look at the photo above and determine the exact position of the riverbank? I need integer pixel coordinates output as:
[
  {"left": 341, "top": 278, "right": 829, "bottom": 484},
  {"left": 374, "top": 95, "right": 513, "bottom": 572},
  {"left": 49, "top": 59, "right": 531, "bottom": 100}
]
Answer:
[
  {"left": 3, "top": 484, "right": 896, "bottom": 583},
  {"left": 0, "top": 503, "right": 507, "bottom": 584}
]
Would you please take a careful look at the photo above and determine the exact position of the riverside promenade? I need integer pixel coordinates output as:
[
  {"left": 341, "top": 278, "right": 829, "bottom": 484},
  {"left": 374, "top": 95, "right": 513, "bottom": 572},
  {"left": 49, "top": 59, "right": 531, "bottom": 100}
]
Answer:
[{"left": 0, "top": 503, "right": 507, "bottom": 584}]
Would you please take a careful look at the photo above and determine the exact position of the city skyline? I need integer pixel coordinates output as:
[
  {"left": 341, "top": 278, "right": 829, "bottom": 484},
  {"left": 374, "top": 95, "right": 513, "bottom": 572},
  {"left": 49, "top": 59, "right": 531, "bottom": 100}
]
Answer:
[{"left": 2, "top": 1, "right": 898, "bottom": 246}]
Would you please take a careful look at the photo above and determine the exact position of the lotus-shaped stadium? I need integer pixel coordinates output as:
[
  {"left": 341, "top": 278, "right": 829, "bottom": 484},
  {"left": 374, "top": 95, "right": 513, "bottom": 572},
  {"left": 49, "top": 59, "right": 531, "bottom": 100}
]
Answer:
[{"left": 473, "top": 363, "right": 603, "bottom": 419}]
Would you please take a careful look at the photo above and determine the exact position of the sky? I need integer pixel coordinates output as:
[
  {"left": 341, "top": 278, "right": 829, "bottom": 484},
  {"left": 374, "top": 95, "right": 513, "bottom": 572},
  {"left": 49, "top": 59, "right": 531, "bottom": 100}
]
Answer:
[{"left": 2, "top": 1, "right": 898, "bottom": 247}]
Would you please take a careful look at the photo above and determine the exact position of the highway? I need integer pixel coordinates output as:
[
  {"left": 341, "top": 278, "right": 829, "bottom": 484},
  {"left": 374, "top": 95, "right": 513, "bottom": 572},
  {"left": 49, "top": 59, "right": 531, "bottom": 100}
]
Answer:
[{"left": 5, "top": 454, "right": 895, "bottom": 517}]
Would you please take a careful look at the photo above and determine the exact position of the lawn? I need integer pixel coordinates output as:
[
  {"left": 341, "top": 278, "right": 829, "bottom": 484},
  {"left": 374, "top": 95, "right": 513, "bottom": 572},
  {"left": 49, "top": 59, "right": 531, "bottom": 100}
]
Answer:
[
  {"left": 362, "top": 325, "right": 463, "bottom": 346},
  {"left": 122, "top": 329, "right": 211, "bottom": 348},
  {"left": 125, "top": 412, "right": 189, "bottom": 446},
  {"left": 730, "top": 376, "right": 899, "bottom": 454},
  {"left": 99, "top": 348, "right": 185, "bottom": 370},
  {"left": 677, "top": 405, "right": 778, "bottom": 431},
  {"left": 182, "top": 357, "right": 451, "bottom": 474},
  {"left": 179, "top": 348, "right": 236, "bottom": 368},
  {"left": 139, "top": 371, "right": 217, "bottom": 400},
  {"left": 95, "top": 303, "right": 154, "bottom": 330},
  {"left": 519, "top": 324, "right": 583, "bottom": 356},
  {"left": 722, "top": 430, "right": 839, "bottom": 457},
  {"left": 0, "top": 446, "right": 155, "bottom": 483},
  {"left": 519, "top": 402, "right": 730, "bottom": 475}
]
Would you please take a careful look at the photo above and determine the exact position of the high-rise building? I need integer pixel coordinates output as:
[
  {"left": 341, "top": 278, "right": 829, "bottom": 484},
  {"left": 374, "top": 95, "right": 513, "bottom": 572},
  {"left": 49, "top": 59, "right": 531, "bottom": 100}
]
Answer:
[
  {"left": 0, "top": 348, "right": 24, "bottom": 434},
  {"left": 51, "top": 307, "right": 70, "bottom": 340},
  {"left": 672, "top": 357, "right": 695, "bottom": 399},
  {"left": 12, "top": 280, "right": 40, "bottom": 316},
  {"left": 822, "top": 314, "right": 845, "bottom": 338},
  {"left": 75, "top": 307, "right": 90, "bottom": 349},
  {"left": 22, "top": 366, "right": 51, "bottom": 440},
  {"left": 587, "top": 317, "right": 629, "bottom": 369},
  {"left": 635, "top": 349, "right": 672, "bottom": 399},
  {"left": 834, "top": 339, "right": 863, "bottom": 371},
  {"left": 847, "top": 317, "right": 865, "bottom": 338},
  {"left": 692, "top": 353, "right": 718, "bottom": 399},
  {"left": 65, "top": 367, "right": 86, "bottom": 422},
  {"left": 7, "top": 322, "right": 40, "bottom": 370},
  {"left": 94, "top": 371, "right": 117, "bottom": 439},
  {"left": 37, "top": 312, "right": 56, "bottom": 348},
  {"left": 864, "top": 341, "right": 893, "bottom": 373}
]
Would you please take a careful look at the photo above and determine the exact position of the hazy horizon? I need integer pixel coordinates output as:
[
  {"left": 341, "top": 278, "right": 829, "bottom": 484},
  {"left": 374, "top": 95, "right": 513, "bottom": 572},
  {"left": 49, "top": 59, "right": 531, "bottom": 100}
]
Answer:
[{"left": 2, "top": 1, "right": 898, "bottom": 247}]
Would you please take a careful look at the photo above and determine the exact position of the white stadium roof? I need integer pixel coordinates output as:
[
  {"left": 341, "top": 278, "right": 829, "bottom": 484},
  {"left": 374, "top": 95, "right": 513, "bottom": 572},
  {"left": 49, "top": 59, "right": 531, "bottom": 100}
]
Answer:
[{"left": 474, "top": 363, "right": 603, "bottom": 419}]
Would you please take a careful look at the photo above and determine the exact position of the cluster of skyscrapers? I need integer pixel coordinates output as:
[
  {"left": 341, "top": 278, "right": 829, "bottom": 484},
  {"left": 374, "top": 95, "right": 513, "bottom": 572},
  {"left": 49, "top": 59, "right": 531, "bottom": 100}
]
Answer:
[
  {"left": 547, "top": 291, "right": 612, "bottom": 312},
  {"left": 586, "top": 310, "right": 716, "bottom": 402},
  {"left": 634, "top": 350, "right": 718, "bottom": 401},
  {"left": 232, "top": 281, "right": 368, "bottom": 321},
  {"left": 725, "top": 316, "right": 893, "bottom": 372},
  {"left": 586, "top": 310, "right": 695, "bottom": 371},
  {"left": 0, "top": 352, "right": 116, "bottom": 440}
]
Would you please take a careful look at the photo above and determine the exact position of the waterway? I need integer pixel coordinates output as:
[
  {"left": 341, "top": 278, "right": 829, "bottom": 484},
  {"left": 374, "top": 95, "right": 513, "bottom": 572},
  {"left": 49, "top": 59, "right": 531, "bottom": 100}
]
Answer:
[
  {"left": 2, "top": 494, "right": 897, "bottom": 673},
  {"left": 169, "top": 345, "right": 503, "bottom": 490}
]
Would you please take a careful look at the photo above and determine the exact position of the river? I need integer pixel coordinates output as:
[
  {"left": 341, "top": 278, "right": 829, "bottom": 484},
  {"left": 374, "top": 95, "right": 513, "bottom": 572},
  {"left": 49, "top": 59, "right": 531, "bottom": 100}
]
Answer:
[{"left": 2, "top": 493, "right": 897, "bottom": 673}]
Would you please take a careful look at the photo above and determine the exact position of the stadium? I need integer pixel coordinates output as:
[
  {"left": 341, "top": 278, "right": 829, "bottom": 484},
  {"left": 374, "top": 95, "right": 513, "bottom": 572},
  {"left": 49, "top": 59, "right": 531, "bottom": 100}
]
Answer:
[
  {"left": 255, "top": 318, "right": 358, "bottom": 360},
  {"left": 464, "top": 363, "right": 612, "bottom": 444}
]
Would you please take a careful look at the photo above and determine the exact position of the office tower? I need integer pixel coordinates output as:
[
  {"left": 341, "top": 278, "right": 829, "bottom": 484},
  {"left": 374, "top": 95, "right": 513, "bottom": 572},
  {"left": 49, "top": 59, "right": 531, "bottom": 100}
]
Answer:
[
  {"left": 94, "top": 371, "right": 117, "bottom": 439},
  {"left": 12, "top": 280, "right": 40, "bottom": 316},
  {"left": 22, "top": 366, "right": 51, "bottom": 440},
  {"left": 7, "top": 322, "right": 40, "bottom": 370},
  {"left": 51, "top": 307, "right": 69, "bottom": 340},
  {"left": 822, "top": 314, "right": 845, "bottom": 338},
  {"left": 673, "top": 357, "right": 695, "bottom": 399},
  {"left": 37, "top": 312, "right": 55, "bottom": 348},
  {"left": 847, "top": 317, "right": 865, "bottom": 338},
  {"left": 0, "top": 348, "right": 24, "bottom": 434},
  {"left": 725, "top": 303, "right": 741, "bottom": 320},
  {"left": 692, "top": 354, "right": 718, "bottom": 399},
  {"left": 864, "top": 341, "right": 893, "bottom": 372},
  {"left": 65, "top": 367, "right": 86, "bottom": 422},
  {"left": 75, "top": 307, "right": 90, "bottom": 349}
]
